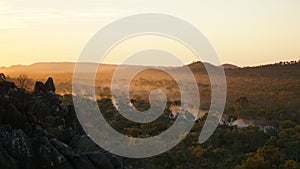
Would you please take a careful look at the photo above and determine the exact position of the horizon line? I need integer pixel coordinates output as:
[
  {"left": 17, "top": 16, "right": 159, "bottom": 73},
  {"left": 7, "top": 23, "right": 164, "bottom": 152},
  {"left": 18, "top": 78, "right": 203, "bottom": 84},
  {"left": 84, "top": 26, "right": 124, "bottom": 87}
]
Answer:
[{"left": 1, "top": 59, "right": 299, "bottom": 69}]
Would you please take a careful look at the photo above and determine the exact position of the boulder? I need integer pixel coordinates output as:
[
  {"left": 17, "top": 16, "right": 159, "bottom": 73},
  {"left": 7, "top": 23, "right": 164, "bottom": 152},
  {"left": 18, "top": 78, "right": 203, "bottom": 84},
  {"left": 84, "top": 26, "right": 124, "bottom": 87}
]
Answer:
[
  {"left": 34, "top": 77, "right": 56, "bottom": 93},
  {"left": 0, "top": 144, "right": 19, "bottom": 169},
  {"left": 0, "top": 129, "right": 35, "bottom": 169},
  {"left": 45, "top": 115, "right": 65, "bottom": 127},
  {"left": 49, "top": 138, "right": 97, "bottom": 169},
  {"left": 0, "top": 80, "right": 16, "bottom": 95},
  {"left": 0, "top": 80, "right": 16, "bottom": 89},
  {"left": 34, "top": 81, "right": 46, "bottom": 93},
  {"left": 35, "top": 136, "right": 74, "bottom": 169},
  {"left": 86, "top": 151, "right": 123, "bottom": 169},
  {"left": 47, "top": 126, "right": 73, "bottom": 144},
  {"left": 69, "top": 135, "right": 100, "bottom": 153},
  {"left": 45, "top": 77, "right": 56, "bottom": 93},
  {"left": 50, "top": 138, "right": 79, "bottom": 159},
  {"left": 70, "top": 155, "right": 96, "bottom": 169},
  {"left": 3, "top": 104, "right": 26, "bottom": 129}
]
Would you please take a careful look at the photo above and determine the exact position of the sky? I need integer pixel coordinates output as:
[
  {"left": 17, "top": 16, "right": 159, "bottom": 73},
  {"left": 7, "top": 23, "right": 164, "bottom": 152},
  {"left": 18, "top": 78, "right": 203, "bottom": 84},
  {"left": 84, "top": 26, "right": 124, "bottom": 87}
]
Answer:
[{"left": 0, "top": 0, "right": 300, "bottom": 67}]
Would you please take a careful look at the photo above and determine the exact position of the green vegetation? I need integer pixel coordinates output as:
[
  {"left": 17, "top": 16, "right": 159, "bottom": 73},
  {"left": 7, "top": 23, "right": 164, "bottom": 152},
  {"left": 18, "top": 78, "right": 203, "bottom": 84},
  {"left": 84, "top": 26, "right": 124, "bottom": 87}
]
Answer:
[{"left": 78, "top": 97, "right": 300, "bottom": 169}]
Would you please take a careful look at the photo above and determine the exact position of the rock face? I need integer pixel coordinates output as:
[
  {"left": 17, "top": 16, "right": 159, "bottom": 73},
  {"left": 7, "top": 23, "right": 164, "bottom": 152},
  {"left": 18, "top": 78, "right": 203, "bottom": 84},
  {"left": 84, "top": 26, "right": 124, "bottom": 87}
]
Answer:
[
  {"left": 34, "top": 77, "right": 56, "bottom": 93},
  {"left": 0, "top": 80, "right": 16, "bottom": 95},
  {"left": 45, "top": 77, "right": 56, "bottom": 93},
  {"left": 34, "top": 81, "right": 45, "bottom": 93},
  {"left": 0, "top": 78, "right": 125, "bottom": 169}
]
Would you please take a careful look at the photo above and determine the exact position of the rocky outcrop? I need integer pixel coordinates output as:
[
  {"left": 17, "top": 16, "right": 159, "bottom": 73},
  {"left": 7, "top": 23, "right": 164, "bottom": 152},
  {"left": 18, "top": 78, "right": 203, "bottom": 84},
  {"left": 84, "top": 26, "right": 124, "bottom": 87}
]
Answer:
[
  {"left": 34, "top": 77, "right": 56, "bottom": 93},
  {"left": 0, "top": 78, "right": 126, "bottom": 169},
  {"left": 45, "top": 77, "right": 56, "bottom": 93},
  {"left": 34, "top": 81, "right": 45, "bottom": 93},
  {"left": 86, "top": 152, "right": 123, "bottom": 169},
  {"left": 0, "top": 80, "right": 16, "bottom": 95}
]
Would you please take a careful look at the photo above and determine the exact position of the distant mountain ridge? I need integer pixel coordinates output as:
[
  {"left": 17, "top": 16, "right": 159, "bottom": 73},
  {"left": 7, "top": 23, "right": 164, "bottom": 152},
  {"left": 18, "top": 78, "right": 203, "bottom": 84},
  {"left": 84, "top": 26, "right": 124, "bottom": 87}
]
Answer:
[
  {"left": 221, "top": 64, "right": 239, "bottom": 69},
  {"left": 1, "top": 61, "right": 299, "bottom": 75},
  {"left": 0, "top": 62, "right": 117, "bottom": 73},
  {"left": 0, "top": 61, "right": 238, "bottom": 73}
]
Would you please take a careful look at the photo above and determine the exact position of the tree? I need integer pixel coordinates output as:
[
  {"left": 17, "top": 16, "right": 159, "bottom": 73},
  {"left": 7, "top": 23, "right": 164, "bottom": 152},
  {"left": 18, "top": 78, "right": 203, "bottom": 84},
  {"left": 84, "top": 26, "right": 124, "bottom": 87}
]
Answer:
[
  {"left": 235, "top": 155, "right": 270, "bottom": 169},
  {"left": 277, "top": 126, "right": 300, "bottom": 162},
  {"left": 236, "top": 145, "right": 286, "bottom": 169},
  {"left": 16, "top": 74, "right": 33, "bottom": 90},
  {"left": 188, "top": 145, "right": 205, "bottom": 168},
  {"left": 256, "top": 146, "right": 285, "bottom": 166}
]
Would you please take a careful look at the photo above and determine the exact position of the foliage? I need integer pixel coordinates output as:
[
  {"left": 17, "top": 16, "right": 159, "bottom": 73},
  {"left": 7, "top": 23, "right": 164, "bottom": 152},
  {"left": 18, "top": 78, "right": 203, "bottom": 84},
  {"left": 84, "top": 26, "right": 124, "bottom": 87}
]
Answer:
[{"left": 89, "top": 97, "right": 300, "bottom": 169}]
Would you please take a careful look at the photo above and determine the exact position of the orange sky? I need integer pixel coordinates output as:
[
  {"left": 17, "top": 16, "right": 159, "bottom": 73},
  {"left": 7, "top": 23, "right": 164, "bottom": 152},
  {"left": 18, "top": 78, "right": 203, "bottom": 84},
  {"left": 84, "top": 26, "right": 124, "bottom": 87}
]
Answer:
[{"left": 0, "top": 0, "right": 299, "bottom": 67}]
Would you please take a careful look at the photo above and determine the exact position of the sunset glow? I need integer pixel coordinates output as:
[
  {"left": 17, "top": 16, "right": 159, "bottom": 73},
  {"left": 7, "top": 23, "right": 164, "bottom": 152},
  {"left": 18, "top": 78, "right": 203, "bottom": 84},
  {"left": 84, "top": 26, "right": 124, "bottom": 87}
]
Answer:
[{"left": 1, "top": 0, "right": 299, "bottom": 67}]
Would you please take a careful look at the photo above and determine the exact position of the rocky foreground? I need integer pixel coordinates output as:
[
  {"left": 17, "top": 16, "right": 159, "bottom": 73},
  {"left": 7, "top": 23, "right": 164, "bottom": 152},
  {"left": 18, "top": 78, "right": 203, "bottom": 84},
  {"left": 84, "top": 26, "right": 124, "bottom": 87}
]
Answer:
[{"left": 0, "top": 78, "right": 127, "bottom": 169}]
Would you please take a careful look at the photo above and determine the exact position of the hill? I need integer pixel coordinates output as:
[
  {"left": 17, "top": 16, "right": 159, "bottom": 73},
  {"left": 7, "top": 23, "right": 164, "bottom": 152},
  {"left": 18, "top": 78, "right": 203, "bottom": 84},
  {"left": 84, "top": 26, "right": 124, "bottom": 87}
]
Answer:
[
  {"left": 221, "top": 63, "right": 239, "bottom": 69},
  {"left": 1, "top": 61, "right": 299, "bottom": 111},
  {"left": 0, "top": 62, "right": 118, "bottom": 74}
]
